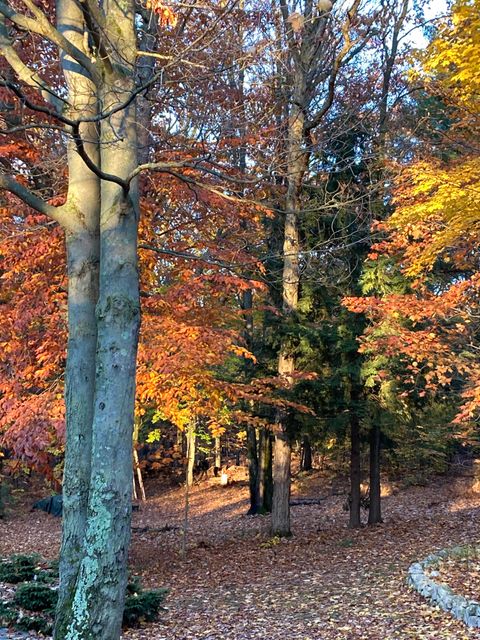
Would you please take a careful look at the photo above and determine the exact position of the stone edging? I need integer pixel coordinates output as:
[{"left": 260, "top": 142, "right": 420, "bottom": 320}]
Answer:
[{"left": 407, "top": 546, "right": 480, "bottom": 628}]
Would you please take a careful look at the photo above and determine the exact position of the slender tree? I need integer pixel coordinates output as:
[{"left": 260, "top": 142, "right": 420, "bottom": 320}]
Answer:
[{"left": 271, "top": 0, "right": 371, "bottom": 536}]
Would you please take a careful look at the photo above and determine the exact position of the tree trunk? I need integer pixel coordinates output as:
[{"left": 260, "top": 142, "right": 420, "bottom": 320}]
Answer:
[
  {"left": 186, "top": 424, "right": 196, "bottom": 488},
  {"left": 301, "top": 436, "right": 313, "bottom": 472},
  {"left": 368, "top": 422, "right": 382, "bottom": 525},
  {"left": 56, "top": 229, "right": 99, "bottom": 636},
  {"left": 272, "top": 427, "right": 292, "bottom": 536},
  {"left": 261, "top": 430, "right": 273, "bottom": 513},
  {"left": 272, "top": 91, "right": 305, "bottom": 536},
  {"left": 349, "top": 414, "right": 362, "bottom": 528},
  {"left": 54, "top": 1, "right": 100, "bottom": 634},
  {"left": 247, "top": 425, "right": 260, "bottom": 514},
  {"left": 60, "top": 8, "right": 141, "bottom": 635},
  {"left": 214, "top": 436, "right": 221, "bottom": 470},
  {"left": 132, "top": 418, "right": 146, "bottom": 502}
]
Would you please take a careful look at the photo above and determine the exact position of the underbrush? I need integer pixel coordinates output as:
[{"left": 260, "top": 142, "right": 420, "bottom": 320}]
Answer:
[{"left": 0, "top": 553, "right": 167, "bottom": 634}]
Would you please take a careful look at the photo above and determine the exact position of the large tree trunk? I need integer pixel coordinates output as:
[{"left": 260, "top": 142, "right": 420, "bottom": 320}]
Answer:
[
  {"left": 54, "top": 0, "right": 100, "bottom": 634},
  {"left": 60, "top": 6, "right": 141, "bottom": 636},
  {"left": 261, "top": 430, "right": 273, "bottom": 513},
  {"left": 271, "top": 428, "right": 292, "bottom": 535},
  {"left": 55, "top": 229, "right": 99, "bottom": 636}
]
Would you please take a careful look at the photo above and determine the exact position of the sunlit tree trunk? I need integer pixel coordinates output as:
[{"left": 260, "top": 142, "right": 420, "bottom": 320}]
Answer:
[
  {"left": 214, "top": 436, "right": 221, "bottom": 470},
  {"left": 56, "top": 2, "right": 141, "bottom": 637},
  {"left": 186, "top": 423, "right": 196, "bottom": 488},
  {"left": 272, "top": 86, "right": 305, "bottom": 536},
  {"left": 54, "top": 0, "right": 100, "bottom": 633}
]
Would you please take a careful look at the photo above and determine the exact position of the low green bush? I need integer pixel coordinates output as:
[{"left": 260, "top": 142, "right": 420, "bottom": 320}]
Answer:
[
  {"left": 0, "top": 601, "right": 18, "bottom": 626},
  {"left": 13, "top": 582, "right": 58, "bottom": 612},
  {"left": 1, "top": 555, "right": 167, "bottom": 631},
  {"left": 15, "top": 614, "right": 53, "bottom": 635},
  {"left": 0, "top": 554, "right": 40, "bottom": 583},
  {"left": 123, "top": 587, "right": 168, "bottom": 627}
]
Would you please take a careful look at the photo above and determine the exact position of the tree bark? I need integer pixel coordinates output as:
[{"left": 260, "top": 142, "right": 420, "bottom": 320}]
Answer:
[
  {"left": 186, "top": 423, "right": 196, "bottom": 488},
  {"left": 247, "top": 425, "right": 260, "bottom": 514},
  {"left": 54, "top": 0, "right": 100, "bottom": 634},
  {"left": 368, "top": 422, "right": 382, "bottom": 525},
  {"left": 272, "top": 89, "right": 305, "bottom": 536},
  {"left": 349, "top": 413, "right": 362, "bottom": 528},
  {"left": 301, "top": 436, "right": 313, "bottom": 472},
  {"left": 56, "top": 229, "right": 99, "bottom": 636},
  {"left": 272, "top": 427, "right": 292, "bottom": 536},
  {"left": 59, "top": 4, "right": 141, "bottom": 637},
  {"left": 214, "top": 436, "right": 221, "bottom": 470},
  {"left": 261, "top": 430, "right": 273, "bottom": 513},
  {"left": 133, "top": 420, "right": 146, "bottom": 503}
]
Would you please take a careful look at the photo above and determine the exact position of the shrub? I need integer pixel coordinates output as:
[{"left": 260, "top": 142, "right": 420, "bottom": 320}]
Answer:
[
  {"left": 0, "top": 554, "right": 40, "bottom": 583},
  {"left": 0, "top": 601, "right": 18, "bottom": 626},
  {"left": 15, "top": 614, "right": 53, "bottom": 635},
  {"left": 126, "top": 575, "right": 142, "bottom": 595},
  {"left": 123, "top": 587, "right": 168, "bottom": 627},
  {"left": 13, "top": 582, "right": 58, "bottom": 612},
  {"left": 35, "top": 569, "right": 58, "bottom": 585}
]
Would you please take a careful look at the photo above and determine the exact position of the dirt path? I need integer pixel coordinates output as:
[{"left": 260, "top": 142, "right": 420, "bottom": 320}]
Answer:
[{"left": 1, "top": 476, "right": 479, "bottom": 639}]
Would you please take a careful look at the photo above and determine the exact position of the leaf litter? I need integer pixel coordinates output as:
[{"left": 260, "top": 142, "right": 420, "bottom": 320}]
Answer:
[{"left": 1, "top": 473, "right": 479, "bottom": 639}]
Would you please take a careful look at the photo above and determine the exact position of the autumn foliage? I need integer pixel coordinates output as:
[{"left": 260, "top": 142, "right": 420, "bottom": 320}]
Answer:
[{"left": 345, "top": 0, "right": 480, "bottom": 427}]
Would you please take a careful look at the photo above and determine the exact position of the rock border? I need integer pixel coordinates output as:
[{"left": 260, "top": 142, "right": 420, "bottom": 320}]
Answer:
[{"left": 407, "top": 545, "right": 480, "bottom": 628}]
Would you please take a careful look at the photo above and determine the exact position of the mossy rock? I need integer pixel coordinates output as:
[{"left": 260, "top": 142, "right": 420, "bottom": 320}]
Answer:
[
  {"left": 123, "top": 588, "right": 168, "bottom": 627},
  {"left": 13, "top": 582, "right": 58, "bottom": 612},
  {"left": 0, "top": 554, "right": 40, "bottom": 583}
]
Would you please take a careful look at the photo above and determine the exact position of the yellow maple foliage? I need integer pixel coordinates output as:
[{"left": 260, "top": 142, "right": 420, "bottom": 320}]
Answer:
[{"left": 390, "top": 0, "right": 480, "bottom": 276}]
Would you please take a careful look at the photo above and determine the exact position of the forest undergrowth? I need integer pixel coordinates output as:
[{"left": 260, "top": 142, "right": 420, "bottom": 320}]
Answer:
[{"left": 1, "top": 472, "right": 479, "bottom": 640}]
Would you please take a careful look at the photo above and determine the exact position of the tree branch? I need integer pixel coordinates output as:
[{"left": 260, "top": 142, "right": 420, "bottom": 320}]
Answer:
[
  {"left": 0, "top": 0, "right": 101, "bottom": 84},
  {"left": 305, "top": 0, "right": 363, "bottom": 132},
  {"left": 76, "top": 0, "right": 113, "bottom": 73},
  {"left": 0, "top": 173, "right": 83, "bottom": 232},
  {"left": 0, "top": 15, "right": 64, "bottom": 111},
  {"left": 138, "top": 243, "right": 263, "bottom": 283}
]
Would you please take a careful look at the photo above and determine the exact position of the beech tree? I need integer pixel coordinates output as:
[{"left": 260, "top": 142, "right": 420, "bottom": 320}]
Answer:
[
  {"left": 0, "top": 1, "right": 244, "bottom": 638},
  {"left": 1, "top": 0, "right": 144, "bottom": 635}
]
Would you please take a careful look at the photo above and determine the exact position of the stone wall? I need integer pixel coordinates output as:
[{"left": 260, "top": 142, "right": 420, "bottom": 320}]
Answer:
[{"left": 407, "top": 546, "right": 480, "bottom": 627}]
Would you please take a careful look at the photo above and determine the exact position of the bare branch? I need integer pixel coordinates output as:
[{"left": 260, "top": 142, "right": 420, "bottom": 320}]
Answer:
[
  {"left": 0, "top": 173, "right": 84, "bottom": 232},
  {"left": 138, "top": 243, "right": 263, "bottom": 283},
  {"left": 0, "top": 15, "right": 64, "bottom": 111},
  {"left": 305, "top": 0, "right": 364, "bottom": 132},
  {"left": 136, "top": 50, "right": 207, "bottom": 69},
  {"left": 76, "top": 0, "right": 113, "bottom": 73},
  {"left": 0, "top": 0, "right": 101, "bottom": 84}
]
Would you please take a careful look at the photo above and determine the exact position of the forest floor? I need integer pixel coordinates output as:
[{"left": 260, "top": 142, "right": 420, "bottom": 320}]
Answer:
[{"left": 1, "top": 469, "right": 480, "bottom": 639}]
